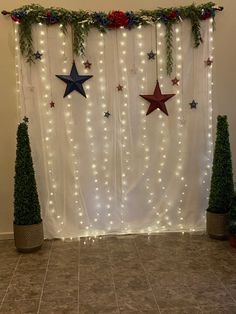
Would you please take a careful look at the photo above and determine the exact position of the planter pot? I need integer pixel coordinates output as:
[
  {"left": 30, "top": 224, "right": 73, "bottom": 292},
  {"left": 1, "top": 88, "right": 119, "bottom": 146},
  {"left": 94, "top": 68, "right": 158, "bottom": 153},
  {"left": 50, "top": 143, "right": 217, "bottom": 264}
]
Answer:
[
  {"left": 13, "top": 221, "right": 44, "bottom": 253},
  {"left": 229, "top": 235, "right": 236, "bottom": 248},
  {"left": 206, "top": 211, "right": 228, "bottom": 240}
]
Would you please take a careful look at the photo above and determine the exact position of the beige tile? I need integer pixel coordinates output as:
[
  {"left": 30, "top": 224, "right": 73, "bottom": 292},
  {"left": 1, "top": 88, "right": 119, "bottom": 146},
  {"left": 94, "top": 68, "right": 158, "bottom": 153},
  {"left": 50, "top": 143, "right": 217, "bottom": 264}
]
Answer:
[
  {"left": 201, "top": 305, "right": 236, "bottom": 313},
  {"left": 0, "top": 288, "right": 7, "bottom": 303},
  {"left": 39, "top": 298, "right": 77, "bottom": 314},
  {"left": 79, "top": 304, "right": 119, "bottom": 314},
  {"left": 0, "top": 299, "right": 39, "bottom": 313},
  {"left": 12, "top": 268, "right": 46, "bottom": 285},
  {"left": 119, "top": 310, "right": 159, "bottom": 314},
  {"left": 190, "top": 284, "right": 234, "bottom": 306},
  {"left": 0, "top": 270, "right": 13, "bottom": 289},
  {"left": 79, "top": 265, "right": 111, "bottom": 283},
  {"left": 112, "top": 268, "right": 149, "bottom": 292},
  {"left": 160, "top": 306, "right": 201, "bottom": 314},
  {"left": 152, "top": 284, "right": 198, "bottom": 309},
  {"left": 49, "top": 252, "right": 78, "bottom": 267},
  {"left": 42, "top": 280, "right": 78, "bottom": 302},
  {"left": 45, "top": 266, "right": 78, "bottom": 282},
  {"left": 79, "top": 253, "right": 109, "bottom": 266},
  {"left": 4, "top": 282, "right": 42, "bottom": 301},
  {"left": 16, "top": 259, "right": 48, "bottom": 272},
  {"left": 79, "top": 283, "right": 116, "bottom": 307},
  {"left": 117, "top": 288, "right": 158, "bottom": 312},
  {"left": 146, "top": 270, "right": 185, "bottom": 287}
]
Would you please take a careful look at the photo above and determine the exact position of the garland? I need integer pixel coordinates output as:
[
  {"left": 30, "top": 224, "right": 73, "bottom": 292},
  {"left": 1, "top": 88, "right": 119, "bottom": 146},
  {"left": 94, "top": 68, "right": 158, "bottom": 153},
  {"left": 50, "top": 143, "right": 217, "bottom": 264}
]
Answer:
[{"left": 2, "top": 3, "right": 222, "bottom": 75}]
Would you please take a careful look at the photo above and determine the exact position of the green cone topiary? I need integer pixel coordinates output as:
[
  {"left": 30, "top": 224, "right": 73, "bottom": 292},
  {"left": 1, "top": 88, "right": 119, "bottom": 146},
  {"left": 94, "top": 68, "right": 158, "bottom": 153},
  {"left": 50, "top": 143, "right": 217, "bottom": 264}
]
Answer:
[
  {"left": 207, "top": 115, "right": 234, "bottom": 214},
  {"left": 14, "top": 118, "right": 42, "bottom": 225}
]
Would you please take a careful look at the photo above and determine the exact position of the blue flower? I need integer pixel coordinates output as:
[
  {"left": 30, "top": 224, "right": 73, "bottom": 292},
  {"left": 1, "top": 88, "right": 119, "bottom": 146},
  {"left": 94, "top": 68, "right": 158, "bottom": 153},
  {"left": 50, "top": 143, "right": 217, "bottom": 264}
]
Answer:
[
  {"left": 126, "top": 11, "right": 140, "bottom": 28},
  {"left": 95, "top": 12, "right": 109, "bottom": 27}
]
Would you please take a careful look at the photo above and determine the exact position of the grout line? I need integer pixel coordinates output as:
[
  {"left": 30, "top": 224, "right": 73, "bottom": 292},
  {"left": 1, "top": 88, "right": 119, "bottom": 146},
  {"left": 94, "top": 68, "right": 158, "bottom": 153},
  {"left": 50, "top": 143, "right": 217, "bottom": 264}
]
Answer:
[
  {"left": 105, "top": 236, "right": 121, "bottom": 314},
  {"left": 133, "top": 236, "right": 161, "bottom": 314},
  {"left": 0, "top": 252, "right": 22, "bottom": 309},
  {"left": 36, "top": 240, "right": 53, "bottom": 314},
  {"left": 78, "top": 238, "right": 80, "bottom": 314}
]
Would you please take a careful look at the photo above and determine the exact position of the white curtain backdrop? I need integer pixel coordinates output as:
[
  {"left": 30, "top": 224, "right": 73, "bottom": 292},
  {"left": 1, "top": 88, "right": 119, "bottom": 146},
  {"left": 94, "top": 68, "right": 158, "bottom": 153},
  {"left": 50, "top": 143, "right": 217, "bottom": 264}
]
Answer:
[{"left": 15, "top": 19, "right": 214, "bottom": 238}]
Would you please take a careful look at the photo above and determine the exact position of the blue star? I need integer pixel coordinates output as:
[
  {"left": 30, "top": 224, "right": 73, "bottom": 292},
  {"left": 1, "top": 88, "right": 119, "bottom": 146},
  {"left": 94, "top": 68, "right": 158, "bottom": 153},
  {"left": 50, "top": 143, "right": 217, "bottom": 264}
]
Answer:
[
  {"left": 189, "top": 100, "right": 198, "bottom": 109},
  {"left": 104, "top": 111, "right": 111, "bottom": 118},
  {"left": 147, "top": 50, "right": 157, "bottom": 60},
  {"left": 34, "top": 51, "right": 43, "bottom": 60},
  {"left": 56, "top": 62, "right": 93, "bottom": 98}
]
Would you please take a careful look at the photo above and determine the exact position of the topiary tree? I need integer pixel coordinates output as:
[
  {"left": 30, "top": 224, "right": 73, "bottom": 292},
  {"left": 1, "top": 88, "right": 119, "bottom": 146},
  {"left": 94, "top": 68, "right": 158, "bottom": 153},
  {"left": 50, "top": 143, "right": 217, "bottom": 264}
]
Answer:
[
  {"left": 207, "top": 115, "right": 234, "bottom": 214},
  {"left": 14, "top": 118, "right": 42, "bottom": 225}
]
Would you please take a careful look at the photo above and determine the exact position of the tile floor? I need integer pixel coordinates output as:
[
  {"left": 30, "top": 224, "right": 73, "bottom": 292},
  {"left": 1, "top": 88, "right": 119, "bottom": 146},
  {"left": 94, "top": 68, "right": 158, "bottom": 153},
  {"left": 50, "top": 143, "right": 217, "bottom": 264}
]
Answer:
[{"left": 0, "top": 233, "right": 236, "bottom": 313}]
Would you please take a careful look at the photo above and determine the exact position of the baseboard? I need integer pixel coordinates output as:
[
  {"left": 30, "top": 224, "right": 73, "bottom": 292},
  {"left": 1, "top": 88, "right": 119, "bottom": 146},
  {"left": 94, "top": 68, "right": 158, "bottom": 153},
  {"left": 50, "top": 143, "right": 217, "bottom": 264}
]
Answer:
[{"left": 0, "top": 232, "right": 14, "bottom": 240}]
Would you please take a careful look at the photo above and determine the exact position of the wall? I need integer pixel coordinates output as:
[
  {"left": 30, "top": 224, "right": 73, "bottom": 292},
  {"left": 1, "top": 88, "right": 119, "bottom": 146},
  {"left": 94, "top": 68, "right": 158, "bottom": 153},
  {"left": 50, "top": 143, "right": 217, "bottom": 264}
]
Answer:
[{"left": 0, "top": 0, "right": 235, "bottom": 237}]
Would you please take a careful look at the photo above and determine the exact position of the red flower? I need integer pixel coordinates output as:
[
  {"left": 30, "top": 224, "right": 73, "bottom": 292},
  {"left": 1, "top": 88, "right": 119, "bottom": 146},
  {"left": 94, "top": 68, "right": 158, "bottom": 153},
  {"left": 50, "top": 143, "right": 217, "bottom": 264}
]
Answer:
[
  {"left": 107, "top": 11, "right": 129, "bottom": 28},
  {"left": 46, "top": 11, "right": 52, "bottom": 17},
  {"left": 11, "top": 16, "right": 21, "bottom": 23},
  {"left": 200, "top": 12, "right": 212, "bottom": 20},
  {"left": 168, "top": 11, "right": 178, "bottom": 19}
]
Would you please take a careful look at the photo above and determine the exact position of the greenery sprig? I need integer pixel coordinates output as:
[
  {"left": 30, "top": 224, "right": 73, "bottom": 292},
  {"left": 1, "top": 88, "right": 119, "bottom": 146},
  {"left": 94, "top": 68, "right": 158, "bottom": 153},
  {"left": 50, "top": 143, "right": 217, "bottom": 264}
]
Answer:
[{"left": 2, "top": 2, "right": 222, "bottom": 75}]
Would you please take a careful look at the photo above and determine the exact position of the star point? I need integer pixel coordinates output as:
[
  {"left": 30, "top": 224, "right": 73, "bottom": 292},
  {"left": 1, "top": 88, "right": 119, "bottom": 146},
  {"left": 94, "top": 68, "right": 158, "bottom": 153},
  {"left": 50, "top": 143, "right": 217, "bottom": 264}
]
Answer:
[
  {"left": 56, "top": 62, "right": 93, "bottom": 98},
  {"left": 140, "top": 81, "right": 175, "bottom": 116},
  {"left": 50, "top": 101, "right": 55, "bottom": 108}
]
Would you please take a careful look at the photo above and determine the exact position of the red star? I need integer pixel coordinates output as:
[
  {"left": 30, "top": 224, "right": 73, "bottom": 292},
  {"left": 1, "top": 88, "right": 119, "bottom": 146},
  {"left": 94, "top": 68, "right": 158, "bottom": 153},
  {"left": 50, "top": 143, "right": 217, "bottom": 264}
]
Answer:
[
  {"left": 171, "top": 77, "right": 179, "bottom": 86},
  {"left": 50, "top": 101, "right": 55, "bottom": 108},
  {"left": 117, "top": 84, "right": 123, "bottom": 91},
  {"left": 140, "top": 81, "right": 175, "bottom": 116},
  {"left": 205, "top": 58, "right": 213, "bottom": 66},
  {"left": 83, "top": 60, "right": 92, "bottom": 69}
]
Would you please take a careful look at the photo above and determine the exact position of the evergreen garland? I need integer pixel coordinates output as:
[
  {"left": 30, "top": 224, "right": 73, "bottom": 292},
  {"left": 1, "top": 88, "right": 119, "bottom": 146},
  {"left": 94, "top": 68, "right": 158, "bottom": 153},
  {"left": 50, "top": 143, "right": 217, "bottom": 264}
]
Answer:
[
  {"left": 207, "top": 116, "right": 234, "bottom": 214},
  {"left": 14, "top": 119, "right": 42, "bottom": 225},
  {"left": 165, "top": 23, "right": 174, "bottom": 76},
  {"left": 2, "top": 2, "right": 222, "bottom": 75}
]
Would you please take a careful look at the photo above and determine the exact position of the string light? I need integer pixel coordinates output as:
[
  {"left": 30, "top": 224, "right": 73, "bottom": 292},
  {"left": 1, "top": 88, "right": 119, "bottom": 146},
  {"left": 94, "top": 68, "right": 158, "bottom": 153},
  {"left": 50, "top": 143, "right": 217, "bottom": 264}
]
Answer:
[
  {"left": 201, "top": 18, "right": 214, "bottom": 223},
  {"left": 37, "top": 25, "right": 59, "bottom": 230},
  {"left": 14, "top": 23, "right": 22, "bottom": 118}
]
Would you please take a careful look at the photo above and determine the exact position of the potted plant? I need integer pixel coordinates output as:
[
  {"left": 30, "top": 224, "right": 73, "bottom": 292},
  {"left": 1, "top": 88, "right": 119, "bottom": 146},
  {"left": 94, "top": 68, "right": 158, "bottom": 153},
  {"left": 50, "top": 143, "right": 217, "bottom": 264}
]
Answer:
[
  {"left": 206, "top": 115, "right": 234, "bottom": 240},
  {"left": 14, "top": 117, "right": 43, "bottom": 252},
  {"left": 229, "top": 194, "right": 236, "bottom": 247}
]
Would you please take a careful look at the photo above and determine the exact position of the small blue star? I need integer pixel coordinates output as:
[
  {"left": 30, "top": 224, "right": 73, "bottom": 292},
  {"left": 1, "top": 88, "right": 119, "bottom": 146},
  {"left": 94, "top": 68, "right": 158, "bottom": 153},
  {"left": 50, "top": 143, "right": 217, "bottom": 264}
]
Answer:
[
  {"left": 189, "top": 100, "right": 198, "bottom": 109},
  {"left": 34, "top": 51, "right": 43, "bottom": 60},
  {"left": 147, "top": 50, "right": 157, "bottom": 60},
  {"left": 104, "top": 111, "right": 111, "bottom": 118}
]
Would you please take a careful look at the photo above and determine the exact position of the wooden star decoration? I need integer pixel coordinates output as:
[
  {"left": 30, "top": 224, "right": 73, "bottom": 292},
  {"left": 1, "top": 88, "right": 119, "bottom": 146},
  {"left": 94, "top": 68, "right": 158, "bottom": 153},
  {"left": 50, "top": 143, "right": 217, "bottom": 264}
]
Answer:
[
  {"left": 117, "top": 84, "right": 123, "bottom": 91},
  {"left": 34, "top": 51, "right": 43, "bottom": 60},
  {"left": 147, "top": 50, "right": 157, "bottom": 60},
  {"left": 205, "top": 58, "right": 213, "bottom": 66},
  {"left": 171, "top": 77, "right": 180, "bottom": 86},
  {"left": 104, "top": 111, "right": 111, "bottom": 118},
  {"left": 50, "top": 101, "right": 55, "bottom": 108},
  {"left": 189, "top": 100, "right": 198, "bottom": 109},
  {"left": 83, "top": 60, "right": 92, "bottom": 69},
  {"left": 140, "top": 81, "right": 175, "bottom": 116},
  {"left": 56, "top": 61, "right": 93, "bottom": 98},
  {"left": 23, "top": 116, "right": 29, "bottom": 123}
]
